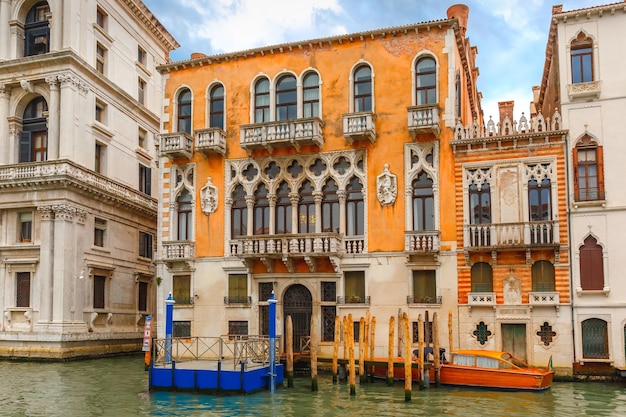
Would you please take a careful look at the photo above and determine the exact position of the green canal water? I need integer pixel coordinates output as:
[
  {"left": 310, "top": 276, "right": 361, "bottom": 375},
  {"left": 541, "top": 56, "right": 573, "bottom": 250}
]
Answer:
[{"left": 0, "top": 355, "right": 625, "bottom": 417}]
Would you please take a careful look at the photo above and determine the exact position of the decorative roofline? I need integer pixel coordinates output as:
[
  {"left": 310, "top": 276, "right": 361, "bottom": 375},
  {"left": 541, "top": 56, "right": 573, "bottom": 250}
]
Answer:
[{"left": 121, "top": 0, "right": 180, "bottom": 53}]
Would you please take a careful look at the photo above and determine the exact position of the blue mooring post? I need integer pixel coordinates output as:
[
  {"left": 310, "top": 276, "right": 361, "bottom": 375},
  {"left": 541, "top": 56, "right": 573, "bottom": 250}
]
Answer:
[
  {"left": 165, "top": 292, "right": 175, "bottom": 365},
  {"left": 268, "top": 290, "right": 277, "bottom": 394}
]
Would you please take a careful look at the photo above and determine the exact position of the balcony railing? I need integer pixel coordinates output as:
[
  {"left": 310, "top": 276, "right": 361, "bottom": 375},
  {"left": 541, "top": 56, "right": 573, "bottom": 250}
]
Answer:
[
  {"left": 160, "top": 132, "right": 193, "bottom": 160},
  {"left": 195, "top": 128, "right": 226, "bottom": 156},
  {"left": 229, "top": 233, "right": 342, "bottom": 256},
  {"left": 344, "top": 236, "right": 366, "bottom": 254},
  {"left": 343, "top": 111, "right": 376, "bottom": 144},
  {"left": 407, "top": 104, "right": 440, "bottom": 137},
  {"left": 240, "top": 118, "right": 324, "bottom": 154},
  {"left": 337, "top": 295, "right": 371, "bottom": 305},
  {"left": 162, "top": 240, "right": 195, "bottom": 261},
  {"left": 467, "top": 292, "right": 496, "bottom": 306},
  {"left": 529, "top": 292, "right": 559, "bottom": 306},
  {"left": 224, "top": 296, "right": 252, "bottom": 305},
  {"left": 465, "top": 221, "right": 559, "bottom": 248},
  {"left": 407, "top": 295, "right": 442, "bottom": 305},
  {"left": 405, "top": 230, "right": 440, "bottom": 253},
  {"left": 567, "top": 80, "right": 601, "bottom": 100}
]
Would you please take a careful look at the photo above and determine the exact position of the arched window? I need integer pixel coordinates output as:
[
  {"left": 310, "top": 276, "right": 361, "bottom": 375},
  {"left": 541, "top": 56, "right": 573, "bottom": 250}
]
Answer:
[
  {"left": 24, "top": 2, "right": 50, "bottom": 56},
  {"left": 303, "top": 72, "right": 320, "bottom": 118},
  {"left": 416, "top": 57, "right": 436, "bottom": 105},
  {"left": 253, "top": 184, "right": 270, "bottom": 235},
  {"left": 176, "top": 189, "right": 192, "bottom": 240},
  {"left": 580, "top": 235, "right": 604, "bottom": 290},
  {"left": 177, "top": 88, "right": 192, "bottom": 134},
  {"left": 275, "top": 181, "right": 292, "bottom": 234},
  {"left": 353, "top": 65, "right": 372, "bottom": 112},
  {"left": 581, "top": 318, "right": 608, "bottom": 359},
  {"left": 276, "top": 75, "right": 297, "bottom": 121},
  {"left": 322, "top": 179, "right": 339, "bottom": 233},
  {"left": 346, "top": 177, "right": 364, "bottom": 236},
  {"left": 412, "top": 172, "right": 434, "bottom": 231},
  {"left": 20, "top": 97, "right": 48, "bottom": 163},
  {"left": 529, "top": 175, "right": 552, "bottom": 221},
  {"left": 571, "top": 32, "right": 593, "bottom": 84},
  {"left": 254, "top": 78, "right": 270, "bottom": 123},
  {"left": 471, "top": 262, "right": 493, "bottom": 292},
  {"left": 298, "top": 180, "right": 315, "bottom": 233},
  {"left": 469, "top": 180, "right": 491, "bottom": 224},
  {"left": 574, "top": 135, "right": 604, "bottom": 201},
  {"left": 209, "top": 84, "right": 224, "bottom": 129},
  {"left": 532, "top": 260, "right": 555, "bottom": 292},
  {"left": 231, "top": 185, "right": 247, "bottom": 238}
]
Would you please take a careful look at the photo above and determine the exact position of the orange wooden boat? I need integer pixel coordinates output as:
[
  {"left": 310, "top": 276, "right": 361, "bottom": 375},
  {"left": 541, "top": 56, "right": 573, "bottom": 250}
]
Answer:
[
  {"left": 428, "top": 350, "right": 554, "bottom": 391},
  {"left": 369, "top": 357, "right": 424, "bottom": 382}
]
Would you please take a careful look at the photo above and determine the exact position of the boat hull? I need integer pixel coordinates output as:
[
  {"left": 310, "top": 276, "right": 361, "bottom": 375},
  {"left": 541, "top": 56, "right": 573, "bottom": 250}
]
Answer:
[{"left": 430, "top": 365, "right": 554, "bottom": 391}]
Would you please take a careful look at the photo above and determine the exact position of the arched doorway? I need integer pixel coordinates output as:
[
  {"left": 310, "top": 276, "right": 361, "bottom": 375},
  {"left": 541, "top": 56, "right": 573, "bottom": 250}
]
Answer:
[{"left": 283, "top": 284, "right": 312, "bottom": 353}]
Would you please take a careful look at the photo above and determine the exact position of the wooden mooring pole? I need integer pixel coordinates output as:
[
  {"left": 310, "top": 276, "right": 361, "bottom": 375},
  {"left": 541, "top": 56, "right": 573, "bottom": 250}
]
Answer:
[
  {"left": 387, "top": 316, "right": 395, "bottom": 386},
  {"left": 403, "top": 312, "right": 412, "bottom": 402},
  {"left": 310, "top": 314, "right": 318, "bottom": 391},
  {"left": 359, "top": 317, "right": 365, "bottom": 383},
  {"left": 418, "top": 314, "right": 425, "bottom": 389},
  {"left": 286, "top": 315, "right": 294, "bottom": 388},
  {"left": 433, "top": 312, "right": 440, "bottom": 385},
  {"left": 369, "top": 316, "right": 376, "bottom": 381},
  {"left": 348, "top": 314, "right": 356, "bottom": 396},
  {"left": 332, "top": 316, "right": 340, "bottom": 384}
]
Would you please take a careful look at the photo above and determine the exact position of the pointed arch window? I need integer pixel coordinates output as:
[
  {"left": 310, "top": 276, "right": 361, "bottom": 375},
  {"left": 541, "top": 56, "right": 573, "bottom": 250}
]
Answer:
[
  {"left": 529, "top": 175, "right": 552, "bottom": 221},
  {"left": 177, "top": 88, "right": 192, "bottom": 134},
  {"left": 469, "top": 180, "right": 491, "bottom": 224},
  {"left": 303, "top": 72, "right": 320, "bottom": 118},
  {"left": 346, "top": 177, "right": 364, "bottom": 236},
  {"left": 254, "top": 78, "right": 270, "bottom": 123},
  {"left": 20, "top": 97, "right": 48, "bottom": 163},
  {"left": 275, "top": 181, "right": 292, "bottom": 234},
  {"left": 231, "top": 185, "right": 247, "bottom": 238},
  {"left": 209, "top": 84, "right": 224, "bottom": 129},
  {"left": 412, "top": 172, "right": 434, "bottom": 231},
  {"left": 276, "top": 75, "right": 297, "bottom": 121},
  {"left": 25, "top": 2, "right": 50, "bottom": 56},
  {"left": 571, "top": 33, "right": 593, "bottom": 84},
  {"left": 416, "top": 57, "right": 436, "bottom": 105},
  {"left": 573, "top": 135, "right": 604, "bottom": 201},
  {"left": 322, "top": 179, "right": 339, "bottom": 233},
  {"left": 579, "top": 235, "right": 604, "bottom": 290},
  {"left": 471, "top": 262, "right": 493, "bottom": 292},
  {"left": 298, "top": 180, "right": 315, "bottom": 233},
  {"left": 353, "top": 65, "right": 372, "bottom": 112},
  {"left": 253, "top": 184, "right": 270, "bottom": 235},
  {"left": 176, "top": 189, "right": 193, "bottom": 240},
  {"left": 532, "top": 260, "right": 555, "bottom": 292}
]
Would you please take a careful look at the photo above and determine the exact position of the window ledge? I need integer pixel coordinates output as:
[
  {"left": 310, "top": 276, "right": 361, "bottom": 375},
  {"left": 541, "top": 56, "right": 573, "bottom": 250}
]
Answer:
[
  {"left": 92, "top": 122, "right": 113, "bottom": 139},
  {"left": 575, "top": 287, "right": 609, "bottom": 296},
  {"left": 135, "top": 147, "right": 153, "bottom": 162},
  {"left": 91, "top": 246, "right": 111, "bottom": 254},
  {"left": 579, "top": 359, "right": 613, "bottom": 365},
  {"left": 135, "top": 61, "right": 152, "bottom": 78},
  {"left": 92, "top": 23, "right": 113, "bottom": 45},
  {"left": 572, "top": 199, "right": 606, "bottom": 209},
  {"left": 567, "top": 80, "right": 601, "bottom": 100}
]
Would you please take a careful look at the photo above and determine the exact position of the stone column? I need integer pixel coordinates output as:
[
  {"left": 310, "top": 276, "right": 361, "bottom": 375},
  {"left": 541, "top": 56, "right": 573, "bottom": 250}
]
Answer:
[
  {"left": 268, "top": 194, "right": 276, "bottom": 235},
  {"left": 36, "top": 206, "right": 55, "bottom": 324},
  {"left": 45, "top": 76, "right": 60, "bottom": 159},
  {"left": 0, "top": 85, "right": 10, "bottom": 164},
  {"left": 50, "top": 0, "right": 63, "bottom": 52},
  {"left": 338, "top": 190, "right": 347, "bottom": 235},
  {"left": 51, "top": 204, "right": 77, "bottom": 323},
  {"left": 58, "top": 75, "right": 76, "bottom": 159},
  {"left": 245, "top": 195, "right": 255, "bottom": 236},
  {"left": 0, "top": 0, "right": 10, "bottom": 60},
  {"left": 290, "top": 193, "right": 300, "bottom": 233},
  {"left": 313, "top": 191, "right": 323, "bottom": 233}
]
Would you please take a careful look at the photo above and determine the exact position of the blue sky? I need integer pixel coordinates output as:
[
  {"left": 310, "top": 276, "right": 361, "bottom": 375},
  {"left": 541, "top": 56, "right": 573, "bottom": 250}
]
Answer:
[{"left": 145, "top": 0, "right": 604, "bottom": 121}]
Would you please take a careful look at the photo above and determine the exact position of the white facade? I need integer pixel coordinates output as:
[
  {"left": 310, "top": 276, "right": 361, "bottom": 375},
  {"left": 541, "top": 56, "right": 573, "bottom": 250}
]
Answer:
[
  {"left": 548, "top": 3, "right": 626, "bottom": 371},
  {"left": 0, "top": 0, "right": 178, "bottom": 359}
]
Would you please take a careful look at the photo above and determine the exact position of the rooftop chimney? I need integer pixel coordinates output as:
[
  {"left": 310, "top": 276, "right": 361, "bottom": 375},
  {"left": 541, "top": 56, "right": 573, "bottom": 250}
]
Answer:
[
  {"left": 447, "top": 4, "right": 469, "bottom": 36},
  {"left": 498, "top": 101, "right": 514, "bottom": 125}
]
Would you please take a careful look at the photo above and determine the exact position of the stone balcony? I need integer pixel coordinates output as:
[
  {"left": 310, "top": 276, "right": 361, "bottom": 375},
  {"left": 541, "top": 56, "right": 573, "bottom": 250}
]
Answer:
[
  {"left": 567, "top": 80, "right": 601, "bottom": 100},
  {"left": 240, "top": 118, "right": 324, "bottom": 155},
  {"left": 467, "top": 292, "right": 496, "bottom": 306},
  {"left": 162, "top": 240, "right": 195, "bottom": 267},
  {"left": 405, "top": 230, "right": 440, "bottom": 254},
  {"left": 194, "top": 128, "right": 226, "bottom": 156},
  {"left": 228, "top": 233, "right": 365, "bottom": 273},
  {"left": 343, "top": 111, "right": 376, "bottom": 144},
  {"left": 407, "top": 104, "right": 440, "bottom": 137},
  {"left": 529, "top": 292, "right": 560, "bottom": 306},
  {"left": 465, "top": 220, "right": 559, "bottom": 249},
  {"left": 160, "top": 132, "right": 193, "bottom": 160}
]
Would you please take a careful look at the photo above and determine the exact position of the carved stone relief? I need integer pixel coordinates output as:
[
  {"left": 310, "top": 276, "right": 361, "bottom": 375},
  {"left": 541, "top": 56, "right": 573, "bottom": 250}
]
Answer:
[
  {"left": 503, "top": 273, "right": 522, "bottom": 305},
  {"left": 200, "top": 177, "right": 218, "bottom": 215},
  {"left": 376, "top": 164, "right": 397, "bottom": 206}
]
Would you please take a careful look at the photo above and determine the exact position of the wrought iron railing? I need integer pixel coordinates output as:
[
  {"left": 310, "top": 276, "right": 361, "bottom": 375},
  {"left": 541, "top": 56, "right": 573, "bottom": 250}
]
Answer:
[
  {"left": 406, "top": 295, "right": 442, "bottom": 305},
  {"left": 224, "top": 296, "right": 252, "bottom": 305},
  {"left": 336, "top": 295, "right": 371, "bottom": 305}
]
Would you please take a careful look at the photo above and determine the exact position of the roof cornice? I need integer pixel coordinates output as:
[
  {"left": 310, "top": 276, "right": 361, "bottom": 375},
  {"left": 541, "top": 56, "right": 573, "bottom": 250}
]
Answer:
[
  {"left": 552, "top": 1, "right": 626, "bottom": 22},
  {"left": 120, "top": 0, "right": 180, "bottom": 52}
]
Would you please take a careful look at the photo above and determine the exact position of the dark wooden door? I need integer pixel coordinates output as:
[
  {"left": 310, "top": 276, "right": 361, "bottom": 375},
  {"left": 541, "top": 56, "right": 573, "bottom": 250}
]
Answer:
[
  {"left": 501, "top": 323, "right": 527, "bottom": 362},
  {"left": 283, "top": 284, "right": 312, "bottom": 353}
]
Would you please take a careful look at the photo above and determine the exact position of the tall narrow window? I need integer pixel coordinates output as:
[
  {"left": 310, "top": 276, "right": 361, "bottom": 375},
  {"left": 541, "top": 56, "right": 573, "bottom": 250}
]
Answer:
[
  {"left": 94, "top": 218, "right": 106, "bottom": 247},
  {"left": 469, "top": 180, "right": 491, "bottom": 224},
  {"left": 138, "top": 78, "right": 146, "bottom": 104},
  {"left": 532, "top": 260, "right": 555, "bottom": 292},
  {"left": 19, "top": 212, "right": 33, "bottom": 243},
  {"left": 177, "top": 88, "right": 192, "bottom": 134},
  {"left": 138, "top": 281, "right": 148, "bottom": 312},
  {"left": 298, "top": 180, "right": 315, "bottom": 233},
  {"left": 173, "top": 275, "right": 191, "bottom": 305},
  {"left": 579, "top": 235, "right": 604, "bottom": 290},
  {"left": 96, "top": 43, "right": 106, "bottom": 74},
  {"left": 528, "top": 175, "right": 552, "bottom": 221},
  {"left": 322, "top": 179, "right": 339, "bottom": 233},
  {"left": 20, "top": 97, "right": 48, "bottom": 163},
  {"left": 413, "top": 270, "right": 437, "bottom": 303},
  {"left": 95, "top": 143, "right": 103, "bottom": 173},
  {"left": 24, "top": 2, "right": 50, "bottom": 56},
  {"left": 138, "top": 127, "right": 147, "bottom": 148},
  {"left": 254, "top": 78, "right": 270, "bottom": 123},
  {"left": 231, "top": 185, "right": 247, "bottom": 237},
  {"left": 303, "top": 72, "right": 320, "bottom": 118},
  {"left": 346, "top": 177, "right": 364, "bottom": 236},
  {"left": 571, "top": 33, "right": 593, "bottom": 84},
  {"left": 253, "top": 184, "right": 270, "bottom": 235},
  {"left": 276, "top": 75, "right": 297, "bottom": 121},
  {"left": 228, "top": 274, "right": 248, "bottom": 304},
  {"left": 95, "top": 101, "right": 106, "bottom": 124},
  {"left": 93, "top": 275, "right": 106, "bottom": 309},
  {"left": 139, "top": 232, "right": 153, "bottom": 259},
  {"left": 471, "top": 262, "right": 493, "bottom": 292},
  {"left": 416, "top": 57, "right": 436, "bottom": 105},
  {"left": 137, "top": 45, "right": 147, "bottom": 65},
  {"left": 275, "top": 181, "right": 292, "bottom": 234},
  {"left": 353, "top": 65, "right": 372, "bottom": 112},
  {"left": 139, "top": 164, "right": 152, "bottom": 195},
  {"left": 96, "top": 7, "right": 107, "bottom": 29},
  {"left": 16, "top": 272, "right": 31, "bottom": 307},
  {"left": 574, "top": 136, "right": 604, "bottom": 201},
  {"left": 177, "top": 189, "right": 192, "bottom": 240},
  {"left": 412, "top": 172, "right": 434, "bottom": 231},
  {"left": 210, "top": 84, "right": 225, "bottom": 129},
  {"left": 344, "top": 271, "right": 365, "bottom": 303}
]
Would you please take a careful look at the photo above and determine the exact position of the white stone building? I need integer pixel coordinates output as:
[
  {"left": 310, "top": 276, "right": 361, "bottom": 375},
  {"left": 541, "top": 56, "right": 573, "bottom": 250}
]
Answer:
[
  {"left": 0, "top": 0, "right": 178, "bottom": 358},
  {"left": 537, "top": 2, "right": 626, "bottom": 374}
]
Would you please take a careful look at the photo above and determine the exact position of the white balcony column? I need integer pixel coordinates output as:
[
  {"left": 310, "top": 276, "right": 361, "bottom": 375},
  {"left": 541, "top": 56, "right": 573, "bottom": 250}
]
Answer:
[
  {"left": 245, "top": 195, "right": 255, "bottom": 236},
  {"left": 337, "top": 190, "right": 347, "bottom": 235},
  {"left": 0, "top": 85, "right": 10, "bottom": 164},
  {"left": 268, "top": 194, "right": 276, "bottom": 235},
  {"left": 313, "top": 191, "right": 323, "bottom": 233},
  {"left": 224, "top": 197, "right": 233, "bottom": 248},
  {"left": 45, "top": 76, "right": 60, "bottom": 159},
  {"left": 49, "top": 0, "right": 63, "bottom": 52},
  {"left": 0, "top": 0, "right": 10, "bottom": 60},
  {"left": 289, "top": 193, "right": 299, "bottom": 233}
]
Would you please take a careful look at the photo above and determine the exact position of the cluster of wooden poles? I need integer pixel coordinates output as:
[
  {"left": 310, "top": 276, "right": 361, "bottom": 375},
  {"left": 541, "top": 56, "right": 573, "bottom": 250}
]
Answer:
[{"left": 283, "top": 310, "right": 450, "bottom": 402}]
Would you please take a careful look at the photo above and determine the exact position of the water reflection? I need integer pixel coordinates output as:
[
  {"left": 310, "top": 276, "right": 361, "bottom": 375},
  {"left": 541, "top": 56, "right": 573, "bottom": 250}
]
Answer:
[{"left": 0, "top": 356, "right": 624, "bottom": 417}]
